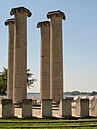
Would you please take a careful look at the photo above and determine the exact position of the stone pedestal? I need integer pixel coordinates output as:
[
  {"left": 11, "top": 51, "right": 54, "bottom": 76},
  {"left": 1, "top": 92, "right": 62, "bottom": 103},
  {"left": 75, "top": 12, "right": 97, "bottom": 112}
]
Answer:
[
  {"left": 10, "top": 7, "right": 32, "bottom": 103},
  {"left": 22, "top": 99, "right": 32, "bottom": 118},
  {"left": 75, "top": 97, "right": 89, "bottom": 117},
  {"left": 41, "top": 99, "right": 52, "bottom": 117},
  {"left": 37, "top": 21, "right": 50, "bottom": 100},
  {"left": 89, "top": 96, "right": 97, "bottom": 116},
  {"left": 74, "top": 96, "right": 80, "bottom": 116},
  {"left": 81, "top": 98, "right": 89, "bottom": 117},
  {"left": 47, "top": 10, "right": 66, "bottom": 102},
  {"left": 59, "top": 98, "right": 73, "bottom": 117},
  {"left": 5, "top": 19, "right": 14, "bottom": 99},
  {"left": 1, "top": 99, "right": 13, "bottom": 118}
]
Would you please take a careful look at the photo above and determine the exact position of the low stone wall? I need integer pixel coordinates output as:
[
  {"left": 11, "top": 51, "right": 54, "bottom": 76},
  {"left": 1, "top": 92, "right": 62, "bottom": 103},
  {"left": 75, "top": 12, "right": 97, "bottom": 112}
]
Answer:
[{"left": 0, "top": 97, "right": 97, "bottom": 118}]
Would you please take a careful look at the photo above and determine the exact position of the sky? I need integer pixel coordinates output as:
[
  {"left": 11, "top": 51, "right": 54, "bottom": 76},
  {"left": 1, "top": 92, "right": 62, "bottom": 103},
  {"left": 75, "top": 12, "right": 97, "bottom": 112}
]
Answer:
[{"left": 0, "top": 0, "right": 97, "bottom": 92}]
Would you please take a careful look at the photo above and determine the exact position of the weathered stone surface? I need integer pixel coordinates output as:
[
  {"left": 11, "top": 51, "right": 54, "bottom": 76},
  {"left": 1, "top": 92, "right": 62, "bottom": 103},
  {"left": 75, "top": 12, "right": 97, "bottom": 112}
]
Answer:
[
  {"left": 47, "top": 10, "right": 65, "bottom": 20},
  {"left": 89, "top": 96, "right": 97, "bottom": 116},
  {"left": 5, "top": 18, "right": 14, "bottom": 26},
  {"left": 41, "top": 99, "right": 52, "bottom": 117},
  {"left": 22, "top": 99, "right": 32, "bottom": 118},
  {"left": 37, "top": 21, "right": 50, "bottom": 28},
  {"left": 47, "top": 10, "right": 65, "bottom": 102},
  {"left": 74, "top": 96, "right": 80, "bottom": 116},
  {"left": 74, "top": 97, "right": 89, "bottom": 117},
  {"left": 10, "top": 7, "right": 32, "bottom": 103},
  {"left": 5, "top": 18, "right": 14, "bottom": 100},
  {"left": 1, "top": 99, "right": 14, "bottom": 118},
  {"left": 59, "top": 98, "right": 73, "bottom": 117},
  {"left": 81, "top": 98, "right": 89, "bottom": 117},
  {"left": 37, "top": 21, "right": 50, "bottom": 100},
  {"left": 10, "top": 7, "right": 32, "bottom": 17}
]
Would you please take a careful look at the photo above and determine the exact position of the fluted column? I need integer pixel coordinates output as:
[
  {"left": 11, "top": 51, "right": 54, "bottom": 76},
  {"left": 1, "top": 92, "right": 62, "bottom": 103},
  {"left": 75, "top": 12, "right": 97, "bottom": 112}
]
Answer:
[
  {"left": 37, "top": 21, "right": 50, "bottom": 100},
  {"left": 47, "top": 10, "right": 66, "bottom": 102},
  {"left": 10, "top": 7, "right": 32, "bottom": 103},
  {"left": 5, "top": 19, "right": 14, "bottom": 99}
]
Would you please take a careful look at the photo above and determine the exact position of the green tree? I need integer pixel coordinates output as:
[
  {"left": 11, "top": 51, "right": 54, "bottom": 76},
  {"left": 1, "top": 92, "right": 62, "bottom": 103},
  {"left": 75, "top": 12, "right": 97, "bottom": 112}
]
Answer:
[
  {"left": 0, "top": 67, "right": 36, "bottom": 94},
  {"left": 27, "top": 69, "right": 37, "bottom": 89},
  {"left": 0, "top": 67, "right": 7, "bottom": 94}
]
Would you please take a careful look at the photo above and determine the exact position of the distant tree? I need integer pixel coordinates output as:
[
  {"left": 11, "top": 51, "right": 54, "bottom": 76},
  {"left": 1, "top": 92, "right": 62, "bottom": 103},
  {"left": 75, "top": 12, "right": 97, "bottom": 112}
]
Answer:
[
  {"left": 0, "top": 67, "right": 7, "bottom": 94},
  {"left": 91, "top": 91, "right": 97, "bottom": 95},
  {"left": 0, "top": 67, "right": 36, "bottom": 94},
  {"left": 71, "top": 91, "right": 80, "bottom": 95}
]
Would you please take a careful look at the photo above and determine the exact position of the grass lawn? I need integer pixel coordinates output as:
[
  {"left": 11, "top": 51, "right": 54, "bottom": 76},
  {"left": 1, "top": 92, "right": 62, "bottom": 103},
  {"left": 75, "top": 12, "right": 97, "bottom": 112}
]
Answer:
[{"left": 0, "top": 118, "right": 97, "bottom": 128}]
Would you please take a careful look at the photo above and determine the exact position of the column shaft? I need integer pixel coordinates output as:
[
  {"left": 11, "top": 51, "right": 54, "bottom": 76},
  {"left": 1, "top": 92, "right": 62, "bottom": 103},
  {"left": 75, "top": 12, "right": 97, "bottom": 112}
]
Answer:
[
  {"left": 47, "top": 11, "right": 65, "bottom": 102},
  {"left": 10, "top": 7, "right": 32, "bottom": 103},
  {"left": 5, "top": 19, "right": 14, "bottom": 99},
  {"left": 37, "top": 21, "right": 50, "bottom": 100},
  {"left": 14, "top": 14, "right": 27, "bottom": 103}
]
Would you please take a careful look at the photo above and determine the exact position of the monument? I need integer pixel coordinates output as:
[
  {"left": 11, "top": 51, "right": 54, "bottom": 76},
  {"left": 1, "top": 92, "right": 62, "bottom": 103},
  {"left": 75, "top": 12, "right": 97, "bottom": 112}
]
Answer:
[
  {"left": 10, "top": 7, "right": 32, "bottom": 103},
  {"left": 47, "top": 10, "right": 66, "bottom": 102},
  {"left": 5, "top": 8, "right": 65, "bottom": 105},
  {"left": 37, "top": 21, "right": 50, "bottom": 100},
  {"left": 5, "top": 19, "right": 14, "bottom": 100}
]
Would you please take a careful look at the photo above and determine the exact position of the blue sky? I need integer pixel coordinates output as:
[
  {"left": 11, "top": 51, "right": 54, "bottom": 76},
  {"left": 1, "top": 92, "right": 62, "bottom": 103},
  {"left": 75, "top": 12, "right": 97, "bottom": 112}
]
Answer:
[{"left": 0, "top": 0, "right": 97, "bottom": 92}]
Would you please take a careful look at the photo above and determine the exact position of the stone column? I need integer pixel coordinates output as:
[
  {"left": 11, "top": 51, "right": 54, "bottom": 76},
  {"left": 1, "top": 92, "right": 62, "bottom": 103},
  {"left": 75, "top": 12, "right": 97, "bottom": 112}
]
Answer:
[
  {"left": 5, "top": 19, "right": 14, "bottom": 99},
  {"left": 47, "top": 10, "right": 66, "bottom": 102},
  {"left": 10, "top": 7, "right": 32, "bottom": 103},
  {"left": 37, "top": 21, "right": 50, "bottom": 100}
]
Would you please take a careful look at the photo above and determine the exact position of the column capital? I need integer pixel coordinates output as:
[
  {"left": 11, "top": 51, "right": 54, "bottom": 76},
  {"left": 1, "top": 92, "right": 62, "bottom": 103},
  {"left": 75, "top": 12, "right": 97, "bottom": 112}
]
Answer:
[
  {"left": 47, "top": 10, "right": 66, "bottom": 20},
  {"left": 10, "top": 6, "right": 32, "bottom": 17},
  {"left": 37, "top": 21, "right": 50, "bottom": 28},
  {"left": 5, "top": 18, "right": 14, "bottom": 26}
]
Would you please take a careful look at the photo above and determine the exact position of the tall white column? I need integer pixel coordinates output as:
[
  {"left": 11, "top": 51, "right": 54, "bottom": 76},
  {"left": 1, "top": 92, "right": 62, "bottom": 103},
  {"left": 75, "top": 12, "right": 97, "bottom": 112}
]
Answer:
[
  {"left": 47, "top": 10, "right": 66, "bottom": 102},
  {"left": 5, "top": 19, "right": 14, "bottom": 99},
  {"left": 37, "top": 21, "right": 50, "bottom": 100},
  {"left": 10, "top": 7, "right": 32, "bottom": 103}
]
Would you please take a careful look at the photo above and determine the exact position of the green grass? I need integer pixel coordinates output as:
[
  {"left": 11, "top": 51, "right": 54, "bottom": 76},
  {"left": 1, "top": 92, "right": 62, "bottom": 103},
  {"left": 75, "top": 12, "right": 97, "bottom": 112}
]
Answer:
[{"left": 0, "top": 118, "right": 97, "bottom": 129}]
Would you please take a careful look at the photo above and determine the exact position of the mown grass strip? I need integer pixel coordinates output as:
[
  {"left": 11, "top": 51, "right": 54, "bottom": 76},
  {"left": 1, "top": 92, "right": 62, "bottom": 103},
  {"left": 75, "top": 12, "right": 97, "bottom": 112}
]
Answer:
[
  {"left": 0, "top": 119, "right": 97, "bottom": 123},
  {"left": 0, "top": 118, "right": 97, "bottom": 129},
  {"left": 1, "top": 124, "right": 97, "bottom": 128},
  {"left": 0, "top": 121, "right": 97, "bottom": 126}
]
